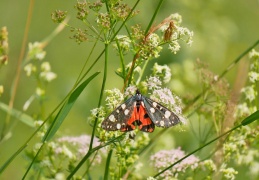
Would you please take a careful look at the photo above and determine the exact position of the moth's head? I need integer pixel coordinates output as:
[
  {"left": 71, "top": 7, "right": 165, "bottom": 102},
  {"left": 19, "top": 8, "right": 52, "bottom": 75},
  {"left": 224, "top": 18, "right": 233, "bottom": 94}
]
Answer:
[
  {"left": 136, "top": 89, "right": 141, "bottom": 95},
  {"left": 135, "top": 89, "right": 142, "bottom": 100}
]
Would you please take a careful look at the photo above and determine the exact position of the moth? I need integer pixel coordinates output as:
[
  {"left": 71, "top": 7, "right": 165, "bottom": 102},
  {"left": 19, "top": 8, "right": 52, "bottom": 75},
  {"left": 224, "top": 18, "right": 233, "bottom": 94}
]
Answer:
[{"left": 101, "top": 89, "right": 181, "bottom": 132}]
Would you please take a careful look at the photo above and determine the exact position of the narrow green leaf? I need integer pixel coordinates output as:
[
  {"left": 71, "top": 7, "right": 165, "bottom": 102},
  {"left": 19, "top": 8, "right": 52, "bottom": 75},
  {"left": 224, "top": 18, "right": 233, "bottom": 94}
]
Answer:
[
  {"left": 241, "top": 110, "right": 259, "bottom": 126},
  {"left": 0, "top": 144, "right": 28, "bottom": 173},
  {"left": 0, "top": 102, "right": 35, "bottom": 127},
  {"left": 115, "top": 70, "right": 125, "bottom": 79},
  {"left": 104, "top": 149, "right": 113, "bottom": 180},
  {"left": 67, "top": 134, "right": 125, "bottom": 179},
  {"left": 43, "top": 72, "right": 100, "bottom": 141},
  {"left": 153, "top": 124, "right": 242, "bottom": 178},
  {"left": 153, "top": 110, "right": 259, "bottom": 178}
]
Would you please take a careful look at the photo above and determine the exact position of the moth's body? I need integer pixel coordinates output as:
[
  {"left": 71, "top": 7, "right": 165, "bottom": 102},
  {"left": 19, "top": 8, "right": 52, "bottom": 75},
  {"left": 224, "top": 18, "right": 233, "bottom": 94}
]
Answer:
[{"left": 102, "top": 90, "right": 181, "bottom": 133}]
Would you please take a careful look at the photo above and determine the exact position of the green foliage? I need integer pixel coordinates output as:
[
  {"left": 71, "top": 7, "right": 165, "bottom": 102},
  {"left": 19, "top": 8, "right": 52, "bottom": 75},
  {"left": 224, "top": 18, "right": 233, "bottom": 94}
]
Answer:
[{"left": 0, "top": 0, "right": 258, "bottom": 180}]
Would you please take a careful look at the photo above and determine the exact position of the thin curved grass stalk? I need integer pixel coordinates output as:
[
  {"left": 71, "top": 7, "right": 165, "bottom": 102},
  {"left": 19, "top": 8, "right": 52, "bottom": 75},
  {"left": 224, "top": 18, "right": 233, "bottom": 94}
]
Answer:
[
  {"left": 184, "top": 39, "right": 259, "bottom": 113},
  {"left": 121, "top": 103, "right": 204, "bottom": 178},
  {"left": 0, "top": 143, "right": 27, "bottom": 173},
  {"left": 4, "top": 42, "right": 105, "bottom": 177},
  {"left": 21, "top": 72, "right": 100, "bottom": 179},
  {"left": 77, "top": 49, "right": 105, "bottom": 85},
  {"left": 75, "top": 28, "right": 104, "bottom": 85},
  {"left": 137, "top": 103, "right": 201, "bottom": 157},
  {"left": 68, "top": 1, "right": 143, "bottom": 177},
  {"left": 1, "top": 0, "right": 141, "bottom": 176},
  {"left": 124, "top": 82, "right": 258, "bottom": 177},
  {"left": 67, "top": 134, "right": 125, "bottom": 179},
  {"left": 0, "top": 92, "right": 67, "bottom": 173},
  {"left": 153, "top": 125, "right": 241, "bottom": 178},
  {"left": 123, "top": 1, "right": 175, "bottom": 90},
  {"left": 110, "top": 0, "right": 141, "bottom": 41},
  {"left": 153, "top": 109, "right": 259, "bottom": 178},
  {"left": 83, "top": 150, "right": 100, "bottom": 177},
  {"left": 2, "top": 45, "right": 108, "bottom": 175},
  {"left": 144, "top": 0, "right": 165, "bottom": 35},
  {"left": 1, "top": 0, "right": 35, "bottom": 141},
  {"left": 41, "top": 18, "right": 68, "bottom": 48},
  {"left": 136, "top": 60, "right": 148, "bottom": 85},
  {"left": 89, "top": 43, "right": 109, "bottom": 153},
  {"left": 123, "top": 53, "right": 139, "bottom": 90},
  {"left": 22, "top": 141, "right": 46, "bottom": 180},
  {"left": 104, "top": 150, "right": 113, "bottom": 180},
  {"left": 43, "top": 72, "right": 100, "bottom": 142},
  {"left": 115, "top": 38, "right": 126, "bottom": 83}
]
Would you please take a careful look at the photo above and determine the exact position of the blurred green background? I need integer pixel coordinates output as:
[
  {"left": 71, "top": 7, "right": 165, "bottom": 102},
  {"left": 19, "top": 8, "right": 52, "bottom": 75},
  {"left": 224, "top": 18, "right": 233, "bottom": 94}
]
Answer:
[{"left": 0, "top": 0, "right": 258, "bottom": 179}]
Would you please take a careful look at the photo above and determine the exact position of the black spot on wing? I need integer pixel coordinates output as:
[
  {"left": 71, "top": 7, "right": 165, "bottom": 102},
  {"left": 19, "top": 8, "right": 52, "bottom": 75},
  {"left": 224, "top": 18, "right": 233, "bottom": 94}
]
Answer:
[
  {"left": 140, "top": 123, "right": 155, "bottom": 132},
  {"left": 144, "top": 113, "right": 149, "bottom": 119}
]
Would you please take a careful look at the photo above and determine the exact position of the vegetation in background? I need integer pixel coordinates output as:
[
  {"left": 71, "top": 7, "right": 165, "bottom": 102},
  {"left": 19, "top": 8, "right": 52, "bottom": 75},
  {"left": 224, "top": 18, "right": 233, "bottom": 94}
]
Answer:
[{"left": 0, "top": 0, "right": 258, "bottom": 179}]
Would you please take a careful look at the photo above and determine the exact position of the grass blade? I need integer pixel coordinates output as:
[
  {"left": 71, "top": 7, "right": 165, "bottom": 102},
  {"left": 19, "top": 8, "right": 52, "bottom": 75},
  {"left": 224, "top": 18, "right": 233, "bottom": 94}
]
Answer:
[
  {"left": 0, "top": 144, "right": 28, "bottom": 173},
  {"left": 241, "top": 109, "right": 259, "bottom": 126},
  {"left": 43, "top": 72, "right": 100, "bottom": 141},
  {"left": 103, "top": 149, "right": 113, "bottom": 180},
  {"left": 0, "top": 102, "right": 35, "bottom": 127},
  {"left": 22, "top": 72, "right": 100, "bottom": 179},
  {"left": 153, "top": 109, "right": 259, "bottom": 178}
]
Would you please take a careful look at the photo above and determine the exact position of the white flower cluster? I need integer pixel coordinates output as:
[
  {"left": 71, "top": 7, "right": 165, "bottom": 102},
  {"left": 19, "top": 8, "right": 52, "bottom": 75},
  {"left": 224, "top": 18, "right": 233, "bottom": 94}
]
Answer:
[
  {"left": 23, "top": 42, "right": 57, "bottom": 111},
  {"left": 152, "top": 63, "right": 172, "bottom": 83},
  {"left": 112, "top": 13, "right": 193, "bottom": 60},
  {"left": 113, "top": 35, "right": 131, "bottom": 54},
  {"left": 220, "top": 165, "right": 238, "bottom": 180},
  {"left": 105, "top": 88, "right": 124, "bottom": 110},
  {"left": 40, "top": 62, "right": 57, "bottom": 82},
  {"left": 160, "top": 13, "right": 194, "bottom": 54},
  {"left": 27, "top": 42, "right": 46, "bottom": 60},
  {"left": 55, "top": 135, "right": 105, "bottom": 165},
  {"left": 151, "top": 147, "right": 199, "bottom": 179},
  {"left": 235, "top": 49, "right": 259, "bottom": 118}
]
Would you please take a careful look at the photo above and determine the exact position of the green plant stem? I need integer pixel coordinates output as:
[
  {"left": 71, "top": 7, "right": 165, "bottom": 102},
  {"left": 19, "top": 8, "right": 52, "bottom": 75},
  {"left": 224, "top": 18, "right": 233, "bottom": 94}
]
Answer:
[
  {"left": 152, "top": 109, "right": 259, "bottom": 178},
  {"left": 241, "top": 109, "right": 259, "bottom": 126},
  {"left": 111, "top": 0, "right": 141, "bottom": 41},
  {"left": 136, "top": 60, "right": 148, "bottom": 85},
  {"left": 21, "top": 72, "right": 100, "bottom": 179},
  {"left": 0, "top": 96, "right": 66, "bottom": 173},
  {"left": 126, "top": 54, "right": 138, "bottom": 87},
  {"left": 0, "top": 47, "right": 105, "bottom": 174},
  {"left": 75, "top": 29, "right": 103, "bottom": 85},
  {"left": 22, "top": 142, "right": 46, "bottom": 180},
  {"left": 138, "top": 103, "right": 200, "bottom": 156},
  {"left": 115, "top": 38, "right": 126, "bottom": 83},
  {"left": 153, "top": 124, "right": 242, "bottom": 178},
  {"left": 0, "top": 143, "right": 27, "bottom": 173},
  {"left": 78, "top": 43, "right": 108, "bottom": 178},
  {"left": 1, "top": 0, "right": 35, "bottom": 141},
  {"left": 68, "top": 43, "right": 109, "bottom": 179},
  {"left": 184, "top": 39, "right": 259, "bottom": 113},
  {"left": 144, "top": 0, "right": 165, "bottom": 35},
  {"left": 124, "top": 0, "right": 165, "bottom": 88},
  {"left": 89, "top": 43, "right": 108, "bottom": 152},
  {"left": 84, "top": 151, "right": 99, "bottom": 177},
  {"left": 77, "top": 50, "right": 105, "bottom": 85},
  {"left": 41, "top": 19, "right": 68, "bottom": 48},
  {"left": 83, "top": 19, "right": 102, "bottom": 39},
  {"left": 67, "top": 134, "right": 125, "bottom": 179},
  {"left": 104, "top": 150, "right": 113, "bottom": 180}
]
